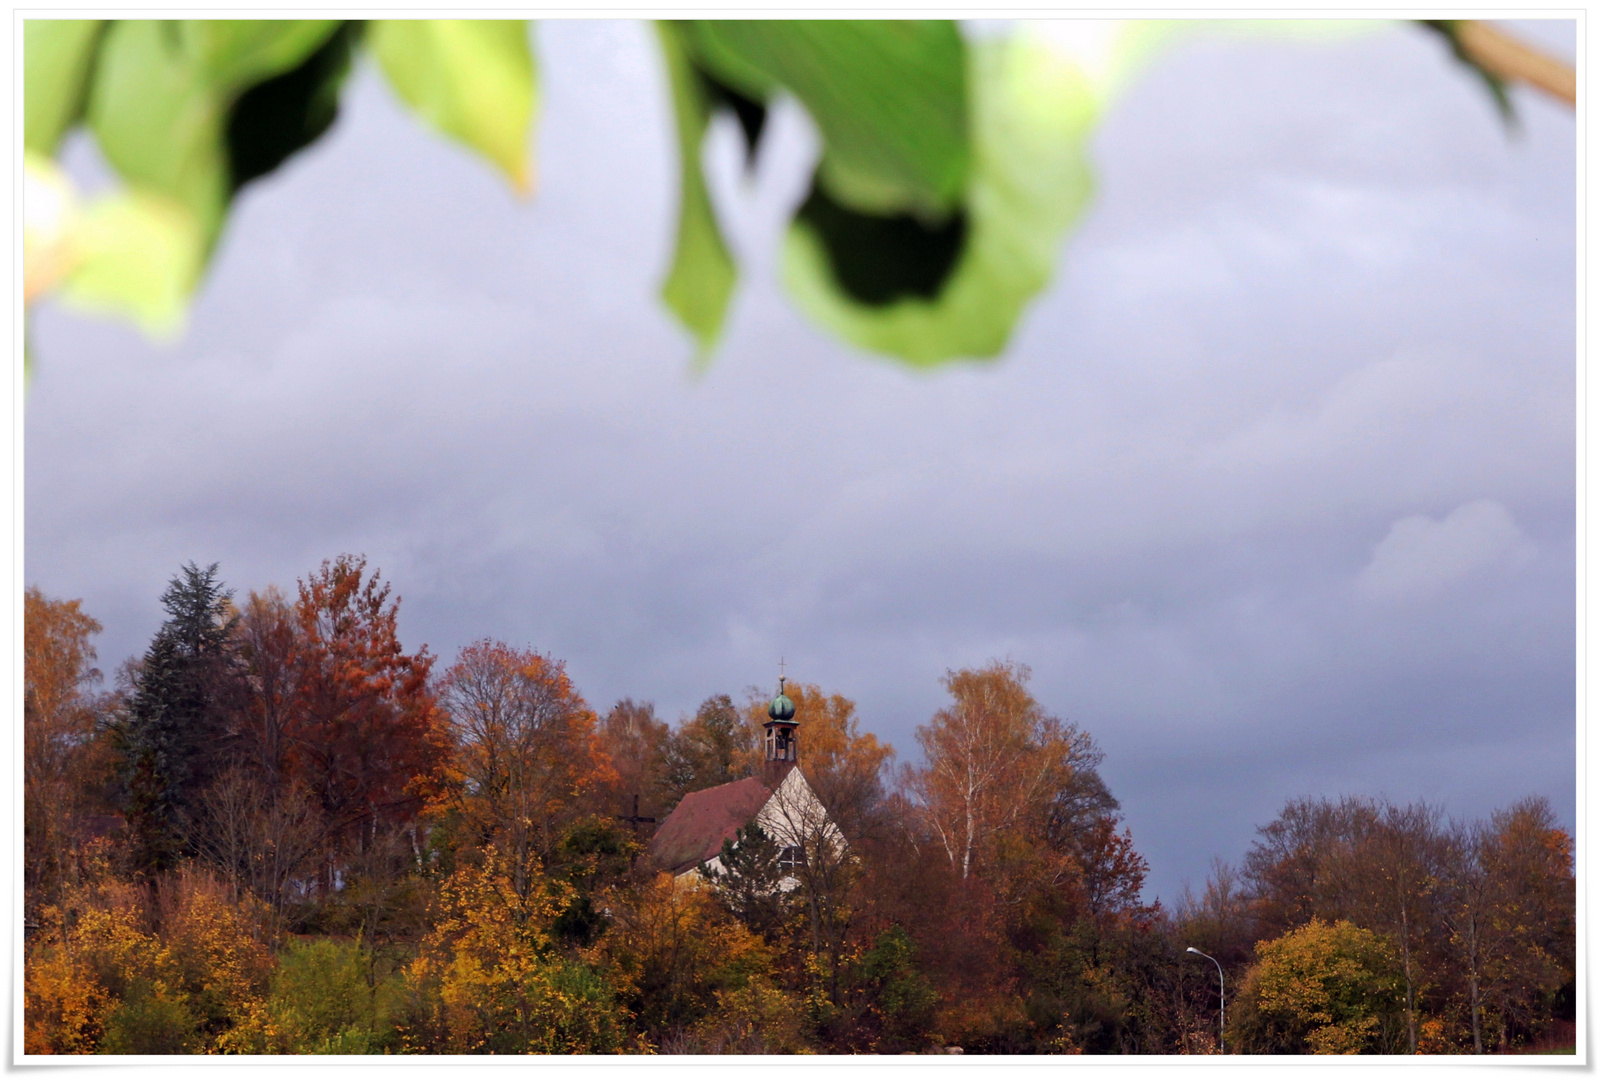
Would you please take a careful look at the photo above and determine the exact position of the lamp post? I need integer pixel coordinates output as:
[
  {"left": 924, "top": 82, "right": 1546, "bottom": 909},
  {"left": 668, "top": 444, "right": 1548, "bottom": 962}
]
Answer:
[{"left": 1186, "top": 946, "right": 1225, "bottom": 1054}]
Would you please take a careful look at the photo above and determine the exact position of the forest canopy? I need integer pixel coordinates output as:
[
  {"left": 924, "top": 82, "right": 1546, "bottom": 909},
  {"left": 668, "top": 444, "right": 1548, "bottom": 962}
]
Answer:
[{"left": 23, "top": 565, "right": 1575, "bottom": 1055}]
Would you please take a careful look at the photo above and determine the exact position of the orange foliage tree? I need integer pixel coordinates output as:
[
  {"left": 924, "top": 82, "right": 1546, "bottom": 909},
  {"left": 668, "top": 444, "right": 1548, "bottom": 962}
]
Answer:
[
  {"left": 24, "top": 587, "right": 108, "bottom": 920},
  {"left": 436, "top": 640, "right": 614, "bottom": 896},
  {"left": 230, "top": 586, "right": 302, "bottom": 790},
  {"left": 596, "top": 698, "right": 672, "bottom": 826},
  {"left": 1471, "top": 798, "right": 1575, "bottom": 1051},
  {"left": 286, "top": 556, "right": 448, "bottom": 851}
]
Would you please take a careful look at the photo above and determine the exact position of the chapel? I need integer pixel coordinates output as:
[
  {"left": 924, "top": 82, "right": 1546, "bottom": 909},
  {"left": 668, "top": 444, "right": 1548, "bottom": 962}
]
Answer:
[{"left": 648, "top": 676, "right": 837, "bottom": 879}]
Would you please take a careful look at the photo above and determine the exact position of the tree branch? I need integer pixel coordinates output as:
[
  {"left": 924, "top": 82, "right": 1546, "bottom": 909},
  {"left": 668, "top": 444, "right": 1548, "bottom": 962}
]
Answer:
[{"left": 1457, "top": 21, "right": 1576, "bottom": 107}]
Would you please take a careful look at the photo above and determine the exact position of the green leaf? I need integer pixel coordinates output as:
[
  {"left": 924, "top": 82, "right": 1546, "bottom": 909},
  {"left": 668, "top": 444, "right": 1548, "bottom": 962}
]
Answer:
[
  {"left": 185, "top": 19, "right": 342, "bottom": 91},
  {"left": 368, "top": 20, "right": 537, "bottom": 193},
  {"left": 684, "top": 20, "right": 968, "bottom": 218},
  {"left": 87, "top": 20, "right": 231, "bottom": 242},
  {"left": 24, "top": 19, "right": 104, "bottom": 154},
  {"left": 781, "top": 34, "right": 1097, "bottom": 366},
  {"left": 57, "top": 190, "right": 206, "bottom": 339},
  {"left": 86, "top": 20, "right": 341, "bottom": 247},
  {"left": 655, "top": 22, "right": 737, "bottom": 360}
]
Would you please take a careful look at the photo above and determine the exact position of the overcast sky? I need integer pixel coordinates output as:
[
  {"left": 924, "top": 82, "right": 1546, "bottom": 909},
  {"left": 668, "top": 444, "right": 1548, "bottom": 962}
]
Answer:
[{"left": 24, "top": 19, "right": 1575, "bottom": 903}]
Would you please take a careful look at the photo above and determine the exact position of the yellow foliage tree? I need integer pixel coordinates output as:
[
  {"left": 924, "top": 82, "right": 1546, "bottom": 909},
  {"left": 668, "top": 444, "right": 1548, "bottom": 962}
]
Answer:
[
  {"left": 153, "top": 868, "right": 275, "bottom": 1048},
  {"left": 25, "top": 864, "right": 274, "bottom": 1055},
  {"left": 400, "top": 846, "right": 627, "bottom": 1053},
  {"left": 688, "top": 976, "right": 810, "bottom": 1053},
  {"left": 1233, "top": 918, "right": 1405, "bottom": 1055},
  {"left": 601, "top": 871, "right": 777, "bottom": 1045}
]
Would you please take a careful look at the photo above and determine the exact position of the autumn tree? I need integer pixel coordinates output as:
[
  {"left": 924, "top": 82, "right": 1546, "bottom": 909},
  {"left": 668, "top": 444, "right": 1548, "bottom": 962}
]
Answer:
[
  {"left": 683, "top": 977, "right": 809, "bottom": 1054},
  {"left": 890, "top": 661, "right": 1159, "bottom": 1052},
  {"left": 600, "top": 871, "right": 776, "bottom": 1046},
  {"left": 436, "top": 640, "right": 612, "bottom": 898},
  {"left": 907, "top": 661, "right": 1101, "bottom": 883},
  {"left": 658, "top": 694, "right": 752, "bottom": 807},
  {"left": 1173, "top": 859, "right": 1258, "bottom": 974},
  {"left": 1241, "top": 795, "right": 1381, "bottom": 937},
  {"left": 396, "top": 847, "right": 627, "bottom": 1054},
  {"left": 184, "top": 766, "right": 323, "bottom": 930},
  {"left": 286, "top": 555, "right": 446, "bottom": 862},
  {"left": 1230, "top": 918, "right": 1406, "bottom": 1054},
  {"left": 597, "top": 697, "right": 672, "bottom": 827},
  {"left": 176, "top": 585, "right": 326, "bottom": 927},
  {"left": 25, "top": 862, "right": 275, "bottom": 1054},
  {"left": 1238, "top": 792, "right": 1575, "bottom": 1054},
  {"left": 1241, "top": 796, "right": 1450, "bottom": 1053},
  {"left": 24, "top": 587, "right": 108, "bottom": 920},
  {"left": 1464, "top": 798, "right": 1574, "bottom": 1051},
  {"left": 1322, "top": 801, "right": 1449, "bottom": 1054},
  {"left": 228, "top": 586, "right": 301, "bottom": 790}
]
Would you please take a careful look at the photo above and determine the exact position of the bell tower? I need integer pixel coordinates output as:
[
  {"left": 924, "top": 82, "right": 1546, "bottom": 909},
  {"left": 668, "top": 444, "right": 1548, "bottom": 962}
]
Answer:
[{"left": 764, "top": 671, "right": 798, "bottom": 765}]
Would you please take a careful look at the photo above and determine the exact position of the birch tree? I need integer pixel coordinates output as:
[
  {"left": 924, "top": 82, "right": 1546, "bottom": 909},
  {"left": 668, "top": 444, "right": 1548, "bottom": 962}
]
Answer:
[{"left": 908, "top": 661, "right": 1095, "bottom": 881}]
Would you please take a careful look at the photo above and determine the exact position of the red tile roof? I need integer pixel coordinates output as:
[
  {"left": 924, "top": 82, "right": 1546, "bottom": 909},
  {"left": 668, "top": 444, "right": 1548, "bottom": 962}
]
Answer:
[{"left": 649, "top": 764, "right": 796, "bottom": 876}]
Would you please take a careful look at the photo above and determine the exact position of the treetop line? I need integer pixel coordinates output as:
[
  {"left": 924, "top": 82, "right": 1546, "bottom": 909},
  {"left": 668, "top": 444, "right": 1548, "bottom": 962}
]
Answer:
[{"left": 22, "top": 558, "right": 1575, "bottom": 1055}]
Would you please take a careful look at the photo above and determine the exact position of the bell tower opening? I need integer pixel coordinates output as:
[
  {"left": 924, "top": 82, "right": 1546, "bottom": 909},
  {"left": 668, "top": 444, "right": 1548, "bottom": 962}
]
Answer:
[{"left": 764, "top": 672, "right": 798, "bottom": 764}]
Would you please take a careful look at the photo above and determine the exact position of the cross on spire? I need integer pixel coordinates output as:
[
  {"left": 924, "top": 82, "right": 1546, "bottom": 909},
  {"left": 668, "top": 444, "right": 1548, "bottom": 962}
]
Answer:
[{"left": 778, "top": 656, "right": 786, "bottom": 691}]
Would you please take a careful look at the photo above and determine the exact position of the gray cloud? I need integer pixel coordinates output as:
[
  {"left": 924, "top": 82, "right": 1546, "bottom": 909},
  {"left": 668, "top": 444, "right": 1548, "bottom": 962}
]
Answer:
[{"left": 25, "top": 20, "right": 1573, "bottom": 902}]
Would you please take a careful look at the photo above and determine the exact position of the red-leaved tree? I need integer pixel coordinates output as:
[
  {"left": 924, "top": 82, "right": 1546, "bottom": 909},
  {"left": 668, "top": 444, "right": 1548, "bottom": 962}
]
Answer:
[{"left": 288, "top": 556, "right": 447, "bottom": 844}]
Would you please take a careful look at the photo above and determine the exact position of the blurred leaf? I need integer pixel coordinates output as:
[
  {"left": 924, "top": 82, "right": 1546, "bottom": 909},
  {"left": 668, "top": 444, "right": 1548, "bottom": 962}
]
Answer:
[
  {"left": 87, "top": 20, "right": 230, "bottom": 240},
  {"left": 24, "top": 19, "right": 104, "bottom": 154},
  {"left": 57, "top": 190, "right": 206, "bottom": 339},
  {"left": 23, "top": 152, "right": 80, "bottom": 303},
  {"left": 369, "top": 20, "right": 537, "bottom": 193},
  {"left": 186, "top": 19, "right": 345, "bottom": 91},
  {"left": 684, "top": 20, "right": 968, "bottom": 218},
  {"left": 782, "top": 35, "right": 1096, "bottom": 365},
  {"left": 227, "top": 22, "right": 362, "bottom": 193},
  {"left": 86, "top": 20, "right": 340, "bottom": 246},
  {"left": 656, "top": 22, "right": 737, "bottom": 360},
  {"left": 1419, "top": 21, "right": 1515, "bottom": 124}
]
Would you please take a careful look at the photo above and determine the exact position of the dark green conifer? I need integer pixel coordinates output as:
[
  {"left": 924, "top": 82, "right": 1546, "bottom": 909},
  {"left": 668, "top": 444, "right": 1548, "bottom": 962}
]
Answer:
[
  {"left": 699, "top": 821, "right": 792, "bottom": 939},
  {"left": 117, "top": 562, "right": 240, "bottom": 871}
]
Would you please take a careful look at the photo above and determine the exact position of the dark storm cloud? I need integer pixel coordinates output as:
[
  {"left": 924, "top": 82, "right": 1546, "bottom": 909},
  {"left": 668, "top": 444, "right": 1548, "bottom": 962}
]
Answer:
[{"left": 24, "top": 21, "right": 1573, "bottom": 901}]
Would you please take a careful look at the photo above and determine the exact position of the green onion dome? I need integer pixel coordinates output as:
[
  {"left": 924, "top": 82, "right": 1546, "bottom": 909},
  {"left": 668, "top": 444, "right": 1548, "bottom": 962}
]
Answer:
[{"left": 768, "top": 693, "right": 796, "bottom": 722}]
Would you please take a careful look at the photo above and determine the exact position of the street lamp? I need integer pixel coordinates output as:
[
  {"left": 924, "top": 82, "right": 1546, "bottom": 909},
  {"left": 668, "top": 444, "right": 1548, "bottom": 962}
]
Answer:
[{"left": 1186, "top": 947, "right": 1225, "bottom": 1055}]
